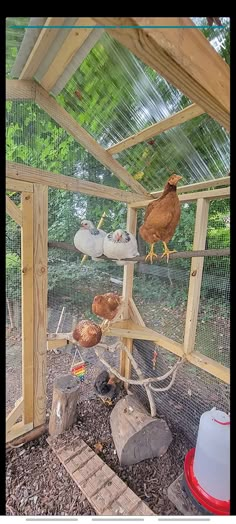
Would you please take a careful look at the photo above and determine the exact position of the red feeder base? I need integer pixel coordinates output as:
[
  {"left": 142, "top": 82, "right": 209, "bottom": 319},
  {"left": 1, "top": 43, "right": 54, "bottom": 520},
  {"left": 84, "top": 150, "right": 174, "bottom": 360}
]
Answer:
[{"left": 184, "top": 448, "right": 230, "bottom": 516}]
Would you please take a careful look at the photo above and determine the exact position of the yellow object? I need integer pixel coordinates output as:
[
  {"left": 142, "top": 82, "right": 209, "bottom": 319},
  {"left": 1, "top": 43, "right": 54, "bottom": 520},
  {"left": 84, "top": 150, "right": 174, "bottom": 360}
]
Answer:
[
  {"left": 80, "top": 211, "right": 106, "bottom": 265},
  {"left": 161, "top": 241, "right": 177, "bottom": 264},
  {"left": 133, "top": 171, "right": 144, "bottom": 181},
  {"left": 145, "top": 243, "right": 159, "bottom": 264}
]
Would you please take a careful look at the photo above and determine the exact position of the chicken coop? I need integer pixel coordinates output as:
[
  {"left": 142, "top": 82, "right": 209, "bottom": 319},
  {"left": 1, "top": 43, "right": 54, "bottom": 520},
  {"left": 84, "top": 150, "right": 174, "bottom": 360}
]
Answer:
[{"left": 6, "top": 17, "right": 230, "bottom": 448}]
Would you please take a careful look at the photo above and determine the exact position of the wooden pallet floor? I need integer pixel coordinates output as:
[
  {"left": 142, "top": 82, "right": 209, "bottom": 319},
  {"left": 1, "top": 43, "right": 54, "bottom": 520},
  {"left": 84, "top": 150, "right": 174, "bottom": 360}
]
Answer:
[{"left": 47, "top": 433, "right": 154, "bottom": 516}]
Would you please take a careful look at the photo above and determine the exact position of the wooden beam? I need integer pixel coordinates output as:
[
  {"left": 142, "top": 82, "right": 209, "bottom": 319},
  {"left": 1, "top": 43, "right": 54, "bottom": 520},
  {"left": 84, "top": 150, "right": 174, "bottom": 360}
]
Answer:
[
  {"left": 187, "top": 351, "right": 230, "bottom": 384},
  {"left": 184, "top": 198, "right": 209, "bottom": 355},
  {"left": 151, "top": 176, "right": 230, "bottom": 198},
  {"left": 6, "top": 79, "right": 36, "bottom": 100},
  {"left": 6, "top": 177, "right": 34, "bottom": 193},
  {"left": 34, "top": 83, "right": 149, "bottom": 196},
  {"left": 21, "top": 192, "right": 34, "bottom": 425},
  {"left": 33, "top": 184, "right": 48, "bottom": 427},
  {"left": 47, "top": 339, "right": 69, "bottom": 351},
  {"left": 130, "top": 186, "right": 230, "bottom": 208},
  {"left": 92, "top": 18, "right": 230, "bottom": 131},
  {"left": 6, "top": 161, "right": 144, "bottom": 204},
  {"left": 108, "top": 104, "right": 205, "bottom": 155},
  {"left": 107, "top": 320, "right": 184, "bottom": 358},
  {"left": 6, "top": 398, "right": 24, "bottom": 433},
  {"left": 128, "top": 298, "right": 146, "bottom": 327},
  {"left": 6, "top": 421, "right": 33, "bottom": 443},
  {"left": 6, "top": 195, "right": 22, "bottom": 226},
  {"left": 40, "top": 18, "right": 94, "bottom": 92},
  {"left": 120, "top": 207, "right": 137, "bottom": 376},
  {"left": 19, "top": 18, "right": 66, "bottom": 80}
]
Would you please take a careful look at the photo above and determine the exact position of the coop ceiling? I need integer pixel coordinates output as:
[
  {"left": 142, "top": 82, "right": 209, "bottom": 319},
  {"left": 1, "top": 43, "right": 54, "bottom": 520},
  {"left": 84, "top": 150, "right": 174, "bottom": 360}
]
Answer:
[{"left": 6, "top": 17, "right": 230, "bottom": 191}]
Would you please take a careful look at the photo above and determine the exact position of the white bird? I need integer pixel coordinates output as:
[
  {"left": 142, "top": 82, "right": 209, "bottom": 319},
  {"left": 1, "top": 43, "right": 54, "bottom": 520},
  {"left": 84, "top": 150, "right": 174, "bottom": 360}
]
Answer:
[
  {"left": 74, "top": 220, "right": 106, "bottom": 259},
  {"left": 103, "top": 228, "right": 139, "bottom": 265}
]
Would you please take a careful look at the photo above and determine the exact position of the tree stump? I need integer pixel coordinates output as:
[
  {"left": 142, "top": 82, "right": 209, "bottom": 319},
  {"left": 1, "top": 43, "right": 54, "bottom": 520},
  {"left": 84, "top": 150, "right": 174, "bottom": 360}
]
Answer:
[
  {"left": 49, "top": 374, "right": 80, "bottom": 437},
  {"left": 110, "top": 393, "right": 172, "bottom": 466}
]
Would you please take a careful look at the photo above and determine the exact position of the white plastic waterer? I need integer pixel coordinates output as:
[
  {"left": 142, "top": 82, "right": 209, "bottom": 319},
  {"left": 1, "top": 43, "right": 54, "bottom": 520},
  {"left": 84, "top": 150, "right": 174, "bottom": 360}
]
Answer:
[{"left": 193, "top": 407, "right": 230, "bottom": 502}]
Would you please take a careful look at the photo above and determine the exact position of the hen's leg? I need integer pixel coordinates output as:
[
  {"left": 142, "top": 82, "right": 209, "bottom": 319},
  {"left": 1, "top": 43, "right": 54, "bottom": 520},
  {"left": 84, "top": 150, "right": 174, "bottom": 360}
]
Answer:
[
  {"left": 145, "top": 243, "right": 158, "bottom": 264},
  {"left": 100, "top": 397, "right": 113, "bottom": 406},
  {"left": 161, "top": 241, "right": 176, "bottom": 263}
]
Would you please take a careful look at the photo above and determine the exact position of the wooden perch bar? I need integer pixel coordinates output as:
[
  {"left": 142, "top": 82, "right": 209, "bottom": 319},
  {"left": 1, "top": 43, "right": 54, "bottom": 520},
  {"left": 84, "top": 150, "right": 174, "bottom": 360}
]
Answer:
[{"left": 48, "top": 241, "right": 230, "bottom": 261}]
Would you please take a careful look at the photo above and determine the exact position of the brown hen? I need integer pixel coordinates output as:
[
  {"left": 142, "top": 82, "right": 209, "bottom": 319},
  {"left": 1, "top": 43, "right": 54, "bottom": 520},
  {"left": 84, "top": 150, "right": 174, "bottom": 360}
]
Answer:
[
  {"left": 139, "top": 174, "right": 182, "bottom": 263},
  {"left": 92, "top": 292, "right": 122, "bottom": 321}
]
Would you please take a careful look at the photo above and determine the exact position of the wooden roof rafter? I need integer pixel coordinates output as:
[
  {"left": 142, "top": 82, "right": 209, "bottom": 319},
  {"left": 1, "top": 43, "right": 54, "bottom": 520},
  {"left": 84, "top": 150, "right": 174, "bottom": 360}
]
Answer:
[
  {"left": 92, "top": 17, "right": 230, "bottom": 132},
  {"left": 6, "top": 79, "right": 150, "bottom": 197}
]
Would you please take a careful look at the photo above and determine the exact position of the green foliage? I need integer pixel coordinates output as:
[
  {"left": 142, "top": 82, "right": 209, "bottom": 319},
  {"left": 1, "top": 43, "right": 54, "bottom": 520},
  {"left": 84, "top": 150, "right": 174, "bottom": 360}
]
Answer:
[{"left": 6, "top": 253, "right": 21, "bottom": 300}]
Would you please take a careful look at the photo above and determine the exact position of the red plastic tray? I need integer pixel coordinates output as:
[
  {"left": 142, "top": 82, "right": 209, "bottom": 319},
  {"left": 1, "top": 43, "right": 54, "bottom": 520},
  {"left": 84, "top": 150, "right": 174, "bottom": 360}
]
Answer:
[{"left": 184, "top": 448, "right": 230, "bottom": 516}]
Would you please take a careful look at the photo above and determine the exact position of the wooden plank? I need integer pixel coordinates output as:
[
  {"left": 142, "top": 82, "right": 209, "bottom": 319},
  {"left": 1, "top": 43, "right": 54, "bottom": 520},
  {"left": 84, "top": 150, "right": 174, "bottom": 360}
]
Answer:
[
  {"left": 40, "top": 18, "right": 94, "bottom": 92},
  {"left": 47, "top": 435, "right": 154, "bottom": 515},
  {"left": 34, "top": 83, "right": 150, "bottom": 196},
  {"left": 6, "top": 195, "right": 22, "bottom": 226},
  {"left": 130, "top": 186, "right": 230, "bottom": 208},
  {"left": 128, "top": 298, "right": 146, "bottom": 327},
  {"left": 151, "top": 176, "right": 230, "bottom": 198},
  {"left": 6, "top": 397, "right": 24, "bottom": 433},
  {"left": 120, "top": 207, "right": 137, "bottom": 376},
  {"left": 6, "top": 177, "right": 34, "bottom": 193},
  {"left": 184, "top": 199, "right": 209, "bottom": 354},
  {"left": 107, "top": 320, "right": 184, "bottom": 358},
  {"left": 92, "top": 17, "right": 230, "bottom": 131},
  {"left": 6, "top": 161, "right": 145, "bottom": 204},
  {"left": 187, "top": 351, "right": 230, "bottom": 384},
  {"left": 6, "top": 79, "right": 36, "bottom": 100},
  {"left": 47, "top": 339, "right": 69, "bottom": 351},
  {"left": 33, "top": 184, "right": 48, "bottom": 427},
  {"left": 19, "top": 18, "right": 66, "bottom": 80},
  {"left": 108, "top": 104, "right": 205, "bottom": 155},
  {"left": 21, "top": 192, "right": 34, "bottom": 425},
  {"left": 6, "top": 422, "right": 33, "bottom": 443}
]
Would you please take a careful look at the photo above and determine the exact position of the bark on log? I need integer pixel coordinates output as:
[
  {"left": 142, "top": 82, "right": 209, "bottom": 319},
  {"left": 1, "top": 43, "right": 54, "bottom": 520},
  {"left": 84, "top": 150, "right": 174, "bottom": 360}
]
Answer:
[
  {"left": 110, "top": 393, "right": 172, "bottom": 466},
  {"left": 49, "top": 374, "right": 80, "bottom": 437}
]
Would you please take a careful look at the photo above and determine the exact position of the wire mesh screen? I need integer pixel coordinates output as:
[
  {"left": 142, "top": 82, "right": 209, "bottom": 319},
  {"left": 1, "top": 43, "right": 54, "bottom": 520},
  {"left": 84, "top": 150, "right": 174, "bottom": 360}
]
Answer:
[
  {"left": 48, "top": 188, "right": 126, "bottom": 334},
  {"left": 133, "top": 203, "right": 195, "bottom": 342},
  {"left": 130, "top": 342, "right": 230, "bottom": 444},
  {"left": 195, "top": 199, "right": 230, "bottom": 367},
  {"left": 6, "top": 199, "right": 22, "bottom": 415}
]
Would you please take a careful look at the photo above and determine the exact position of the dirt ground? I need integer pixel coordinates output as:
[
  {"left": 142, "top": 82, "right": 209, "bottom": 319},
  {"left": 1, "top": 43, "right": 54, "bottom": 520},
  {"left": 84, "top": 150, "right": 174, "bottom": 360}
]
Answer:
[{"left": 6, "top": 343, "right": 192, "bottom": 516}]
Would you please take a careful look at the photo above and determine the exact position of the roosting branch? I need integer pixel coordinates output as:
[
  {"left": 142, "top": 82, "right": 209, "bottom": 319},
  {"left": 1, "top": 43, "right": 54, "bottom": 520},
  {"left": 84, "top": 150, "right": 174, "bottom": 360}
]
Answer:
[{"left": 48, "top": 241, "right": 230, "bottom": 262}]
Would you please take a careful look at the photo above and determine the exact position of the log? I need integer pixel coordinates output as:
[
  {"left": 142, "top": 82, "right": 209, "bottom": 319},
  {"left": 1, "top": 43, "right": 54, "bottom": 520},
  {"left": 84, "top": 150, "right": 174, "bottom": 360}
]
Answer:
[
  {"left": 6, "top": 424, "right": 48, "bottom": 449},
  {"left": 49, "top": 374, "right": 80, "bottom": 437},
  {"left": 110, "top": 393, "right": 172, "bottom": 466}
]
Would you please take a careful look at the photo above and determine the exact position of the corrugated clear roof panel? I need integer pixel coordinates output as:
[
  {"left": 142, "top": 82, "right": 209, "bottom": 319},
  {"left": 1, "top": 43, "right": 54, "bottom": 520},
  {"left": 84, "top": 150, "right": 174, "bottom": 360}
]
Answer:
[
  {"left": 56, "top": 32, "right": 192, "bottom": 149},
  {"left": 6, "top": 18, "right": 30, "bottom": 77},
  {"left": 115, "top": 114, "right": 230, "bottom": 192}
]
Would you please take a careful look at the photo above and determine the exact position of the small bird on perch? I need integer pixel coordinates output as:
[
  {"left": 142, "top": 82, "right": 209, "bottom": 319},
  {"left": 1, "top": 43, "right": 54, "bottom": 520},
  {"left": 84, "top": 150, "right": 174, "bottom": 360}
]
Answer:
[
  {"left": 74, "top": 219, "right": 106, "bottom": 259},
  {"left": 94, "top": 370, "right": 120, "bottom": 406},
  {"left": 103, "top": 228, "right": 139, "bottom": 265},
  {"left": 139, "top": 174, "right": 182, "bottom": 264}
]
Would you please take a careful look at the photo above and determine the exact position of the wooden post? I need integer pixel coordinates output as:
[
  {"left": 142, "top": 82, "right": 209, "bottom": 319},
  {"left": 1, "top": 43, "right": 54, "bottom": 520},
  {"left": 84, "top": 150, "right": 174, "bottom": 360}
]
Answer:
[
  {"left": 21, "top": 191, "right": 34, "bottom": 425},
  {"left": 33, "top": 184, "right": 48, "bottom": 427},
  {"left": 184, "top": 198, "right": 209, "bottom": 354},
  {"left": 120, "top": 206, "right": 137, "bottom": 385},
  {"left": 49, "top": 374, "right": 80, "bottom": 437}
]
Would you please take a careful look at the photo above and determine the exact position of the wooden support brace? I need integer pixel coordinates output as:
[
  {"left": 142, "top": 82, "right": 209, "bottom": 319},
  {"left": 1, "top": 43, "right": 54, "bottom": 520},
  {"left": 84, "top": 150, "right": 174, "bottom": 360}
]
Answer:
[
  {"left": 21, "top": 192, "right": 34, "bottom": 425},
  {"left": 33, "top": 184, "right": 48, "bottom": 427},
  {"left": 184, "top": 198, "right": 209, "bottom": 354},
  {"left": 6, "top": 195, "right": 22, "bottom": 226}
]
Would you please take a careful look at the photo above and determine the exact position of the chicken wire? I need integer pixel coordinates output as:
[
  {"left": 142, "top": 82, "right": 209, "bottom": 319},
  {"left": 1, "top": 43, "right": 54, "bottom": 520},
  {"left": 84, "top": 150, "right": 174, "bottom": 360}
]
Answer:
[
  {"left": 130, "top": 342, "right": 230, "bottom": 444},
  {"left": 6, "top": 205, "right": 22, "bottom": 414},
  {"left": 48, "top": 188, "right": 126, "bottom": 336}
]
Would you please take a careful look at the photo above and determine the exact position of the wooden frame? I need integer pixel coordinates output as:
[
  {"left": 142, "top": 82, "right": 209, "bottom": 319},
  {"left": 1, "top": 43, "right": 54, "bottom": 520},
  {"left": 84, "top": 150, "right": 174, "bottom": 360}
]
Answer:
[
  {"left": 6, "top": 20, "right": 230, "bottom": 440},
  {"left": 92, "top": 17, "right": 230, "bottom": 131}
]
